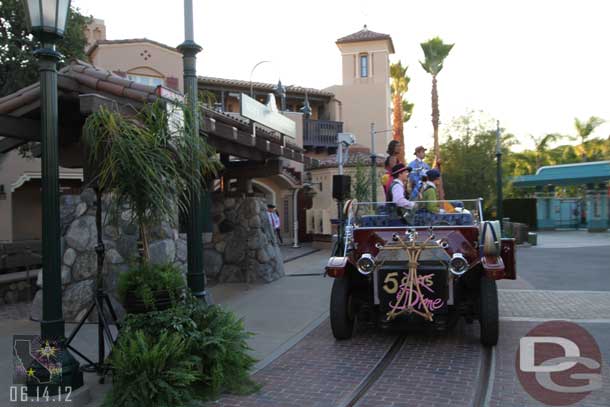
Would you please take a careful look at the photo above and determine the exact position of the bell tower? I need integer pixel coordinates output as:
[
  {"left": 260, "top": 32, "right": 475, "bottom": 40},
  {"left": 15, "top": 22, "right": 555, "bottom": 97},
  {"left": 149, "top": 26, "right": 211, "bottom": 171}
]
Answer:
[{"left": 325, "top": 25, "right": 395, "bottom": 155}]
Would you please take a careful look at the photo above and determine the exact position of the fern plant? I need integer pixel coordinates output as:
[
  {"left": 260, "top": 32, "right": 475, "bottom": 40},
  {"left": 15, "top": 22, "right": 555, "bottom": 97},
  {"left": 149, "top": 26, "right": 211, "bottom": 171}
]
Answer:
[
  {"left": 121, "top": 296, "right": 259, "bottom": 400},
  {"left": 104, "top": 330, "right": 201, "bottom": 407}
]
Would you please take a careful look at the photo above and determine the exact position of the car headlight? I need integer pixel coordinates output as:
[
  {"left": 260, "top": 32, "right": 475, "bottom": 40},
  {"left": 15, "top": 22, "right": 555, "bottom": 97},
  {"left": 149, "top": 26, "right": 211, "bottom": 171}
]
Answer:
[
  {"left": 357, "top": 253, "right": 375, "bottom": 275},
  {"left": 449, "top": 253, "right": 469, "bottom": 276}
]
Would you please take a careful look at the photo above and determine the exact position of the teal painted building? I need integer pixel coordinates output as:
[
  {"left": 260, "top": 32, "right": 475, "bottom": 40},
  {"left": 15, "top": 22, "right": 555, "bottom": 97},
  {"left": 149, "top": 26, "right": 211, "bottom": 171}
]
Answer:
[{"left": 512, "top": 161, "right": 610, "bottom": 232}]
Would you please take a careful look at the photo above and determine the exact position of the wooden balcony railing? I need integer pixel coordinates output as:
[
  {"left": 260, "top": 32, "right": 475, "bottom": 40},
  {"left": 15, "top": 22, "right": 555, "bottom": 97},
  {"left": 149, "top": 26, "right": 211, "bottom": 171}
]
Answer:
[{"left": 303, "top": 119, "right": 343, "bottom": 148}]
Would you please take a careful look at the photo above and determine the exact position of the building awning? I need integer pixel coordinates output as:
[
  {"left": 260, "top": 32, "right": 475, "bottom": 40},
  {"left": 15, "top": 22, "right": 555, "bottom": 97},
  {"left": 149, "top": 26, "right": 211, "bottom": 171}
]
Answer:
[{"left": 512, "top": 161, "right": 610, "bottom": 188}]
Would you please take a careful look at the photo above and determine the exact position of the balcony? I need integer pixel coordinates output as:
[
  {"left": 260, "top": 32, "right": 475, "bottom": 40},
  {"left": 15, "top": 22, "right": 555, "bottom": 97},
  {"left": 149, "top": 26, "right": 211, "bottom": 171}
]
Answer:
[{"left": 303, "top": 119, "right": 343, "bottom": 149}]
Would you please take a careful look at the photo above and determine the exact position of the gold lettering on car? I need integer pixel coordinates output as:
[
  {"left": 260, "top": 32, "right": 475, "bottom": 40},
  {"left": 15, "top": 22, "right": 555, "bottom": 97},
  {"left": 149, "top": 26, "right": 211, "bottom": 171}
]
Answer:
[{"left": 383, "top": 272, "right": 399, "bottom": 294}]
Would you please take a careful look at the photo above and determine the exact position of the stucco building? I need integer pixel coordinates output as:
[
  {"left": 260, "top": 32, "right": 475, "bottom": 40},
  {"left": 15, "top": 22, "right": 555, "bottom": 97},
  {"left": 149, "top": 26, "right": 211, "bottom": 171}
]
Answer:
[{"left": 0, "top": 21, "right": 394, "bottom": 245}]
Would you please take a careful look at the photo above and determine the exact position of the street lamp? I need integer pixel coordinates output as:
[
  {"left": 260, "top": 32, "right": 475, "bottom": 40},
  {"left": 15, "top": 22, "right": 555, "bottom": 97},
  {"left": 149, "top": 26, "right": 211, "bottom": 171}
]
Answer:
[
  {"left": 370, "top": 123, "right": 393, "bottom": 203},
  {"left": 22, "top": 0, "right": 83, "bottom": 393},
  {"left": 178, "top": 0, "right": 210, "bottom": 304},
  {"left": 495, "top": 120, "right": 503, "bottom": 224},
  {"left": 249, "top": 60, "right": 271, "bottom": 98}
]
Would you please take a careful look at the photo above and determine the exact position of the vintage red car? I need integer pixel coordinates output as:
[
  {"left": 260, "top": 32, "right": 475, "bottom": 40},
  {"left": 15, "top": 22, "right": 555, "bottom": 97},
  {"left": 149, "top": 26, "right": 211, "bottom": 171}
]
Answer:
[{"left": 326, "top": 199, "right": 516, "bottom": 346}]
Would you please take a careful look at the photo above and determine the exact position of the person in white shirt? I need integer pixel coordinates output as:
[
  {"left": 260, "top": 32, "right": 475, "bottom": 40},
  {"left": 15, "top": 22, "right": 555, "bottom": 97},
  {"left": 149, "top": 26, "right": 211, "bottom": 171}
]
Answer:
[
  {"left": 266, "top": 204, "right": 283, "bottom": 244},
  {"left": 386, "top": 163, "right": 415, "bottom": 210}
]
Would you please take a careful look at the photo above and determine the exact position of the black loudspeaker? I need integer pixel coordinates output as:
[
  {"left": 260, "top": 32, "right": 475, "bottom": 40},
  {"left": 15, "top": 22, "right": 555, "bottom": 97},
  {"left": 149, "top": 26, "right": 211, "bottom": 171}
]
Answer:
[{"left": 332, "top": 175, "right": 351, "bottom": 201}]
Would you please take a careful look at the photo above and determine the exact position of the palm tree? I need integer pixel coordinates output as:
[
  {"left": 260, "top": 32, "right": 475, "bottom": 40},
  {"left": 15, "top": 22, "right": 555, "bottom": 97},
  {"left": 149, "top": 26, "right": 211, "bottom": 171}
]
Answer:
[
  {"left": 390, "top": 61, "right": 411, "bottom": 163},
  {"left": 84, "top": 101, "right": 220, "bottom": 260},
  {"left": 420, "top": 37, "right": 454, "bottom": 199},
  {"left": 529, "top": 133, "right": 564, "bottom": 168},
  {"left": 573, "top": 116, "right": 604, "bottom": 161}
]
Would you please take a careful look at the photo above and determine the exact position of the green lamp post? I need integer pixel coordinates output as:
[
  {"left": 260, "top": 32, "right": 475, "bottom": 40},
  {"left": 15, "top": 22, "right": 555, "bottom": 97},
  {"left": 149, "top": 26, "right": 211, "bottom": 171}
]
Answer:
[
  {"left": 178, "top": 0, "right": 211, "bottom": 303},
  {"left": 22, "top": 0, "right": 83, "bottom": 394}
]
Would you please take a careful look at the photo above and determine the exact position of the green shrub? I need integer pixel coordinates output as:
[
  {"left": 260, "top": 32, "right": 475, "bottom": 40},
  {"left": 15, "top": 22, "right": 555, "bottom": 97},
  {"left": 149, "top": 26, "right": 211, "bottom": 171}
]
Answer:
[
  {"left": 117, "top": 263, "right": 185, "bottom": 309},
  {"left": 190, "top": 303, "right": 259, "bottom": 398},
  {"left": 104, "top": 330, "right": 201, "bottom": 407},
  {"left": 121, "top": 296, "right": 259, "bottom": 400}
]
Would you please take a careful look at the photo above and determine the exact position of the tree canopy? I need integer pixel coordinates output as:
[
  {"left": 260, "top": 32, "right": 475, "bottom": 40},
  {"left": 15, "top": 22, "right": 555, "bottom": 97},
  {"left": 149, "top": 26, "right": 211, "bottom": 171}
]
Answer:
[
  {"left": 419, "top": 37, "right": 454, "bottom": 77},
  {"left": 0, "top": 0, "right": 90, "bottom": 96}
]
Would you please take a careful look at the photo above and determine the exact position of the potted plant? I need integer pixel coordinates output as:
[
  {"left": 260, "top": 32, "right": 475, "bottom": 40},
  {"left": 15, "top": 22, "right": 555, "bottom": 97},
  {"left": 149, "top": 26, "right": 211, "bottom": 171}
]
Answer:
[
  {"left": 84, "top": 100, "right": 220, "bottom": 312},
  {"left": 117, "top": 263, "right": 185, "bottom": 314}
]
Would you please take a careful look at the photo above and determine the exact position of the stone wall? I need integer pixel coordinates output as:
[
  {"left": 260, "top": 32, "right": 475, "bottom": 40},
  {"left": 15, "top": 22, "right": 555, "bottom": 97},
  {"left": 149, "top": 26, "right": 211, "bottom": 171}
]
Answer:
[
  {"left": 30, "top": 190, "right": 284, "bottom": 321},
  {"left": 31, "top": 189, "right": 186, "bottom": 322},
  {"left": 205, "top": 194, "right": 284, "bottom": 283}
]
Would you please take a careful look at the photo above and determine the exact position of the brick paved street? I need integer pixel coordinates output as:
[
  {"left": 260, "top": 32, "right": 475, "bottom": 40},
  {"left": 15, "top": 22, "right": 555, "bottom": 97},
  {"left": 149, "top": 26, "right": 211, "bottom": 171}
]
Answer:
[
  {"left": 490, "top": 321, "right": 610, "bottom": 407},
  {"left": 499, "top": 289, "right": 610, "bottom": 320},
  {"left": 209, "top": 320, "right": 397, "bottom": 407},
  {"left": 355, "top": 322, "right": 481, "bottom": 407}
]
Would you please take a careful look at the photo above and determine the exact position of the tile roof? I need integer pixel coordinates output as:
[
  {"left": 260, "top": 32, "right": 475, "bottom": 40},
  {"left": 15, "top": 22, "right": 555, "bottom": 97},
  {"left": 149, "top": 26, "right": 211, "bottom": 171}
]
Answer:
[
  {"left": 0, "top": 59, "right": 159, "bottom": 115},
  {"left": 86, "top": 38, "right": 181, "bottom": 56},
  {"left": 199, "top": 76, "right": 334, "bottom": 98},
  {"left": 0, "top": 60, "right": 316, "bottom": 166},
  {"left": 336, "top": 25, "right": 395, "bottom": 53}
]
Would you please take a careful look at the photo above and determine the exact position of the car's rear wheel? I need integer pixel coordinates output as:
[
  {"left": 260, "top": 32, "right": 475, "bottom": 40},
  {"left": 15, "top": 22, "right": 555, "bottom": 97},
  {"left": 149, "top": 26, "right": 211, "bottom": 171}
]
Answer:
[
  {"left": 330, "top": 278, "right": 354, "bottom": 340},
  {"left": 479, "top": 275, "right": 499, "bottom": 347}
]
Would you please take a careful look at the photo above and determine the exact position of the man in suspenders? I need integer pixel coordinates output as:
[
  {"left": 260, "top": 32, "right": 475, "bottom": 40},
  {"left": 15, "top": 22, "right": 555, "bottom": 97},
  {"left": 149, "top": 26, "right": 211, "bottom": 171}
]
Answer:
[{"left": 386, "top": 164, "right": 415, "bottom": 212}]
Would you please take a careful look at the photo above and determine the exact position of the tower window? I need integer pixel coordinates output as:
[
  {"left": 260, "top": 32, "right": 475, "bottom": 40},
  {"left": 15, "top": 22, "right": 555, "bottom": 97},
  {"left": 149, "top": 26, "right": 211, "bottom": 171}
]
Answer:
[{"left": 360, "top": 54, "right": 368, "bottom": 77}]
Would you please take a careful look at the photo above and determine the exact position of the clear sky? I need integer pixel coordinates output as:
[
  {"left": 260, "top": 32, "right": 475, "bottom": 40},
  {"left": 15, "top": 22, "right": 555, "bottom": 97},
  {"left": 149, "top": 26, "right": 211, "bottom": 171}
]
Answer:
[{"left": 73, "top": 0, "right": 610, "bottom": 153}]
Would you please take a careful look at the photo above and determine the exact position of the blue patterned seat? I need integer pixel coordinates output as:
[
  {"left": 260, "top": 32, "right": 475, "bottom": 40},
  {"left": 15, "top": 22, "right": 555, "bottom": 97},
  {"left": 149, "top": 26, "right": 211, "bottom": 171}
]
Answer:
[
  {"left": 413, "top": 211, "right": 473, "bottom": 226},
  {"left": 360, "top": 215, "right": 391, "bottom": 227}
]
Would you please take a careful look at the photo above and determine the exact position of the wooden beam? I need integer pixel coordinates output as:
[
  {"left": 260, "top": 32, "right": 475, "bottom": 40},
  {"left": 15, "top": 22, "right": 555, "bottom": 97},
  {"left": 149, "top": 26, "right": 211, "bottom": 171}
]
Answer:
[
  {"left": 0, "top": 137, "right": 27, "bottom": 154},
  {"left": 79, "top": 93, "right": 138, "bottom": 116},
  {"left": 0, "top": 114, "right": 41, "bottom": 141},
  {"left": 206, "top": 134, "right": 265, "bottom": 161},
  {"left": 223, "top": 159, "right": 282, "bottom": 179}
]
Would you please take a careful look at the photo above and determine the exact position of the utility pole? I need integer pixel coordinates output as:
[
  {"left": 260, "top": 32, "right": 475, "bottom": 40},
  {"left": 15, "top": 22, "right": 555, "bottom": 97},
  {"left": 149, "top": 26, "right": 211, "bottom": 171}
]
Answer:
[
  {"left": 369, "top": 123, "right": 393, "bottom": 203},
  {"left": 496, "top": 120, "right": 503, "bottom": 224},
  {"left": 370, "top": 123, "right": 376, "bottom": 203}
]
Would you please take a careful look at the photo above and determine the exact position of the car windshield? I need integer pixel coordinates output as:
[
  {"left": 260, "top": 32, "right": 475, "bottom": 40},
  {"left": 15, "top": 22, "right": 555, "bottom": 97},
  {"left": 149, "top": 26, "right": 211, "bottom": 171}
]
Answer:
[{"left": 346, "top": 199, "right": 483, "bottom": 228}]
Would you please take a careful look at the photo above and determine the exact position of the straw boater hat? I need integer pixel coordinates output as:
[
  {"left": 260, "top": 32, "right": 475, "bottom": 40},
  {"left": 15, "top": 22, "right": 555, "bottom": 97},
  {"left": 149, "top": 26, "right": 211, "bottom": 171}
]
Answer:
[{"left": 391, "top": 163, "right": 412, "bottom": 177}]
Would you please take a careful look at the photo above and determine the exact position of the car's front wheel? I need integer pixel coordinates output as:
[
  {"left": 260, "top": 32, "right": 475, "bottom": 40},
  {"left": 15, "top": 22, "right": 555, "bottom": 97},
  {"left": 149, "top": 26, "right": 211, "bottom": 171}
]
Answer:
[
  {"left": 479, "top": 275, "right": 499, "bottom": 347},
  {"left": 330, "top": 278, "right": 354, "bottom": 340}
]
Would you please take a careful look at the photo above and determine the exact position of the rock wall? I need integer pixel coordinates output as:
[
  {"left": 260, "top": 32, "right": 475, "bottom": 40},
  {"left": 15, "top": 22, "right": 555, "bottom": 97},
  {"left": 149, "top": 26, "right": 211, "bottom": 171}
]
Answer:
[
  {"left": 206, "top": 194, "right": 284, "bottom": 283},
  {"left": 31, "top": 189, "right": 186, "bottom": 322},
  {"left": 30, "top": 191, "right": 284, "bottom": 321}
]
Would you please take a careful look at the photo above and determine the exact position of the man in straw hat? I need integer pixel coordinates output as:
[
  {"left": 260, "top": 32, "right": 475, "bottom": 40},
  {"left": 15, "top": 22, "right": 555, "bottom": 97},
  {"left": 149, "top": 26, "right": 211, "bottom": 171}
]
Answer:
[{"left": 386, "top": 163, "right": 415, "bottom": 210}]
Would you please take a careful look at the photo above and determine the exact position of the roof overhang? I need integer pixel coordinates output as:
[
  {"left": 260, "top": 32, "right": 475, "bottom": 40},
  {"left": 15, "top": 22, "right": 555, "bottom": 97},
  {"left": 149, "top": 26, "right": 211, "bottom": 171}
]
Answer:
[{"left": 512, "top": 161, "right": 610, "bottom": 188}]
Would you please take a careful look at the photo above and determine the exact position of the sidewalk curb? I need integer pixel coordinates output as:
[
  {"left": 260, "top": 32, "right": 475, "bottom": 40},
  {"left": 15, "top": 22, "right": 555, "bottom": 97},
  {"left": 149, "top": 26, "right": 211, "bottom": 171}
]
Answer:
[
  {"left": 250, "top": 310, "right": 329, "bottom": 375},
  {"left": 283, "top": 248, "right": 321, "bottom": 264}
]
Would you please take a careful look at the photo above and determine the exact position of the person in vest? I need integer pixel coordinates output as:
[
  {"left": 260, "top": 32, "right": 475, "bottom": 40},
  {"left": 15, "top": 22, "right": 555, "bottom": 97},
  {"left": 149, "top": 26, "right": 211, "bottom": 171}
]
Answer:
[
  {"left": 421, "top": 169, "right": 441, "bottom": 213},
  {"left": 386, "top": 163, "right": 415, "bottom": 210},
  {"left": 408, "top": 146, "right": 431, "bottom": 200}
]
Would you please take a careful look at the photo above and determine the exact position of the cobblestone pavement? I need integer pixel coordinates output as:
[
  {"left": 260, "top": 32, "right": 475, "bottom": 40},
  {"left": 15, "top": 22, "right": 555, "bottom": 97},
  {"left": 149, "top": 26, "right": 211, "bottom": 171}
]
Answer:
[
  {"left": 0, "top": 301, "right": 30, "bottom": 320},
  {"left": 499, "top": 289, "right": 610, "bottom": 320},
  {"left": 490, "top": 321, "right": 610, "bottom": 407},
  {"left": 209, "top": 320, "right": 398, "bottom": 407},
  {"left": 355, "top": 322, "right": 481, "bottom": 407}
]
